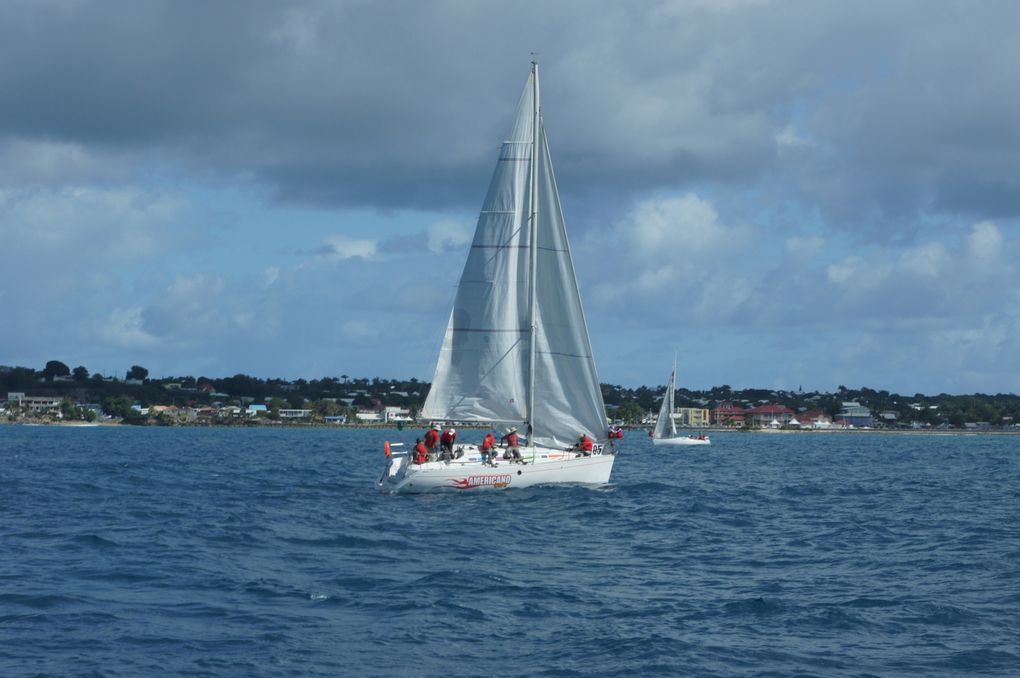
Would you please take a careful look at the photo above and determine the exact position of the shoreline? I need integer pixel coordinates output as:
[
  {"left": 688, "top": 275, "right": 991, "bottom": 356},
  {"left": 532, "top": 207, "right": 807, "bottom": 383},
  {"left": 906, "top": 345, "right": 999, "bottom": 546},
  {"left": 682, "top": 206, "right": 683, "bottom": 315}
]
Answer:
[{"left": 3, "top": 420, "right": 1018, "bottom": 436}]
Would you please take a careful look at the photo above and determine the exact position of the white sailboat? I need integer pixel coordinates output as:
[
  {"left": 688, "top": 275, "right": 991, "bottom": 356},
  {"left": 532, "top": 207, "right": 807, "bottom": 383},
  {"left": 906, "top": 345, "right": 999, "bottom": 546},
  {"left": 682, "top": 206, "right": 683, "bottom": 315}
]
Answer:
[
  {"left": 650, "top": 357, "right": 710, "bottom": 446},
  {"left": 379, "top": 62, "right": 617, "bottom": 493}
]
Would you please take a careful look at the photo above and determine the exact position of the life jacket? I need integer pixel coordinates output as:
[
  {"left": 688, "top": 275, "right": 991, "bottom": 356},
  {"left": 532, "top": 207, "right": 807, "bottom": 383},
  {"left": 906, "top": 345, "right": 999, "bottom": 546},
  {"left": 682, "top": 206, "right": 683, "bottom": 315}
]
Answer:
[
  {"left": 481, "top": 433, "right": 495, "bottom": 450},
  {"left": 504, "top": 432, "right": 518, "bottom": 447},
  {"left": 424, "top": 430, "right": 439, "bottom": 448},
  {"left": 441, "top": 430, "right": 456, "bottom": 446},
  {"left": 581, "top": 436, "right": 593, "bottom": 452},
  {"left": 414, "top": 443, "right": 428, "bottom": 464}
]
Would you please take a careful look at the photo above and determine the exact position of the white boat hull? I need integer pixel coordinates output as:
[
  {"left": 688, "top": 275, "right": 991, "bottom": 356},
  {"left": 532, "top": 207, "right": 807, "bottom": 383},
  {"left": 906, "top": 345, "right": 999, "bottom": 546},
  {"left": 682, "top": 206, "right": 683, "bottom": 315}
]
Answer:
[
  {"left": 378, "top": 444, "right": 616, "bottom": 494},
  {"left": 652, "top": 435, "right": 711, "bottom": 446}
]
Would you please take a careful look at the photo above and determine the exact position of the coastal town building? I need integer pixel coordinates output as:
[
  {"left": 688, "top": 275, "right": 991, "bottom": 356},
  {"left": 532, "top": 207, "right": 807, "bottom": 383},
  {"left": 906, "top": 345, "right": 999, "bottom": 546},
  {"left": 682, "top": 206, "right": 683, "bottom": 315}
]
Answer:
[
  {"left": 712, "top": 402, "right": 746, "bottom": 427},
  {"left": 673, "top": 407, "right": 710, "bottom": 427},
  {"left": 879, "top": 411, "right": 898, "bottom": 425},
  {"left": 838, "top": 401, "right": 874, "bottom": 428},
  {"left": 746, "top": 404, "right": 795, "bottom": 428},
  {"left": 797, "top": 411, "right": 834, "bottom": 428},
  {"left": 383, "top": 406, "right": 412, "bottom": 423},
  {"left": 24, "top": 396, "right": 63, "bottom": 414}
]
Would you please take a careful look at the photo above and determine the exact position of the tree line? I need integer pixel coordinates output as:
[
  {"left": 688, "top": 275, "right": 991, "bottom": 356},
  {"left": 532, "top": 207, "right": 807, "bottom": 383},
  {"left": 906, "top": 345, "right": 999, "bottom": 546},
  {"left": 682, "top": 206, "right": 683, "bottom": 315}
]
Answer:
[{"left": 2, "top": 361, "right": 1019, "bottom": 427}]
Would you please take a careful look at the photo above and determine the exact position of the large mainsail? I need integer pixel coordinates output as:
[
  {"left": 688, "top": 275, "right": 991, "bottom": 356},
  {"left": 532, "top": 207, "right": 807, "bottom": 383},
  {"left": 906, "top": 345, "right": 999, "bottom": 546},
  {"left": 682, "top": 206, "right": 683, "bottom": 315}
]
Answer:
[{"left": 421, "top": 65, "right": 607, "bottom": 449}]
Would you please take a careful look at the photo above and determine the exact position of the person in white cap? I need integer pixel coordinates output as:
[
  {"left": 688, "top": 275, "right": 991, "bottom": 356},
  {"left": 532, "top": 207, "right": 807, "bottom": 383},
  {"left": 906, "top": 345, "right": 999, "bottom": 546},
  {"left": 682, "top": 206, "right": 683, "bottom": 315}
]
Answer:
[
  {"left": 424, "top": 424, "right": 441, "bottom": 461},
  {"left": 501, "top": 426, "right": 522, "bottom": 463}
]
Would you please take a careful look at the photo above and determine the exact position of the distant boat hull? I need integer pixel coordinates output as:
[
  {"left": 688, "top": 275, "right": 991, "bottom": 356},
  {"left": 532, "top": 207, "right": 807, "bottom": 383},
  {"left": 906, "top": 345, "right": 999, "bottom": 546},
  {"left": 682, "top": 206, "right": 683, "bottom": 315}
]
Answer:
[
  {"left": 379, "top": 444, "right": 615, "bottom": 494},
  {"left": 652, "top": 435, "right": 711, "bottom": 446}
]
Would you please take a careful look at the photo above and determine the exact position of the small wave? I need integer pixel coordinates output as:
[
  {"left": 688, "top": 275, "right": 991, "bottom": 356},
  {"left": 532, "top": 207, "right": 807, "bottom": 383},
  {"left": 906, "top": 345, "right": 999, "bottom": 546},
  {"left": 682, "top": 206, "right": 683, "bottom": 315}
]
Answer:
[
  {"left": 0, "top": 592, "right": 85, "bottom": 609},
  {"left": 905, "top": 602, "right": 978, "bottom": 626},
  {"left": 943, "top": 647, "right": 1020, "bottom": 671},
  {"left": 722, "top": 596, "right": 784, "bottom": 617},
  {"left": 68, "top": 533, "right": 119, "bottom": 549},
  {"left": 843, "top": 597, "right": 899, "bottom": 609},
  {"left": 276, "top": 533, "right": 411, "bottom": 551},
  {"left": 780, "top": 483, "right": 827, "bottom": 497}
]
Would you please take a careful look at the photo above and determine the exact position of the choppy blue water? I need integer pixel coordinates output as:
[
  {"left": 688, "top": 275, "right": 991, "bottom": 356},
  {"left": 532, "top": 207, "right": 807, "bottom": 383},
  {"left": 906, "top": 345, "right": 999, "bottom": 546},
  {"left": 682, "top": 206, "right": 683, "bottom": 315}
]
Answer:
[{"left": 2, "top": 425, "right": 1019, "bottom": 677}]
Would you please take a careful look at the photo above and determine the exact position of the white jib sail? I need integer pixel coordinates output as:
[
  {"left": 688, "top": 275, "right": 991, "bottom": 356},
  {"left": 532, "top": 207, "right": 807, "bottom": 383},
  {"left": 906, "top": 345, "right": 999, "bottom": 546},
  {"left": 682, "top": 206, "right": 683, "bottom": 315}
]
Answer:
[{"left": 529, "top": 124, "right": 608, "bottom": 449}]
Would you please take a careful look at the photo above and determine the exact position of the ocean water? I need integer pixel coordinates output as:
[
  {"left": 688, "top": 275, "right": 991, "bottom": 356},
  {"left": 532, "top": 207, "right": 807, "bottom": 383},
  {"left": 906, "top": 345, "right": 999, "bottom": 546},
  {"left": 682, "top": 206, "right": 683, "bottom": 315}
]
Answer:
[{"left": 2, "top": 425, "right": 1018, "bottom": 677}]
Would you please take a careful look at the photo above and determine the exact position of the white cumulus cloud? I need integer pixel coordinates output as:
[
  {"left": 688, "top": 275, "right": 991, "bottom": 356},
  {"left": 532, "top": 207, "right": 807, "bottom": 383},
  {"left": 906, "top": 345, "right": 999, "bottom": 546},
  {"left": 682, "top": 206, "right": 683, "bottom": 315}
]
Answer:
[
  {"left": 314, "top": 234, "right": 378, "bottom": 263},
  {"left": 427, "top": 218, "right": 472, "bottom": 253}
]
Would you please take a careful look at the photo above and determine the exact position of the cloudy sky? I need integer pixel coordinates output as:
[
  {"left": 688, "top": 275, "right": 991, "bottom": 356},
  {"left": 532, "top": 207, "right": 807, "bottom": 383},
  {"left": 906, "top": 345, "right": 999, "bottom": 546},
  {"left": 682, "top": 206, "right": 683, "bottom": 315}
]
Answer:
[{"left": 2, "top": 0, "right": 1019, "bottom": 394}]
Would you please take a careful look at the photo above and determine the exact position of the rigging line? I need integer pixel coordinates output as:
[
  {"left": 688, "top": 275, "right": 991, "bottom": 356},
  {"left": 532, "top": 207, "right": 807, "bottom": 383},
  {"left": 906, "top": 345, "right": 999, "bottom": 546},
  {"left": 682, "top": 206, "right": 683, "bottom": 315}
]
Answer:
[
  {"left": 477, "top": 231, "right": 527, "bottom": 272},
  {"left": 457, "top": 279, "right": 528, "bottom": 285},
  {"left": 440, "top": 337, "right": 527, "bottom": 415},
  {"left": 535, "top": 350, "right": 592, "bottom": 360}
]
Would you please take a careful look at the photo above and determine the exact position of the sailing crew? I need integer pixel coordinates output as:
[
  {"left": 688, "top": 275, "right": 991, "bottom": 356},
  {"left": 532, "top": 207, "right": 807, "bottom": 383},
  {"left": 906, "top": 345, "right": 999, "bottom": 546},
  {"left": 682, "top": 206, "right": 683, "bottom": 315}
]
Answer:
[
  {"left": 501, "top": 426, "right": 522, "bottom": 463},
  {"left": 481, "top": 431, "right": 496, "bottom": 465},
  {"left": 424, "top": 424, "right": 440, "bottom": 461},
  {"left": 413, "top": 438, "right": 428, "bottom": 465},
  {"left": 573, "top": 433, "right": 593, "bottom": 456},
  {"left": 440, "top": 427, "right": 456, "bottom": 460}
]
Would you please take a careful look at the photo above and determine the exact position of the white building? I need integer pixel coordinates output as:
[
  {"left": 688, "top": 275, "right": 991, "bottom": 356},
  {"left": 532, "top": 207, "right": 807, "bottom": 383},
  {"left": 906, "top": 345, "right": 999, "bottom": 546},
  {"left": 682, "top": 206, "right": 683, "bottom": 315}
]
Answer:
[{"left": 383, "top": 406, "right": 412, "bottom": 423}]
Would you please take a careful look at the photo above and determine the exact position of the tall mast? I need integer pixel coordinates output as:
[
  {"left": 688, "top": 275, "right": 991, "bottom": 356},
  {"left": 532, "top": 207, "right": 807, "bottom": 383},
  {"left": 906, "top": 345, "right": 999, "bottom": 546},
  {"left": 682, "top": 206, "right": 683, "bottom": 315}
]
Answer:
[
  {"left": 670, "top": 354, "right": 677, "bottom": 436},
  {"left": 526, "top": 59, "right": 540, "bottom": 442}
]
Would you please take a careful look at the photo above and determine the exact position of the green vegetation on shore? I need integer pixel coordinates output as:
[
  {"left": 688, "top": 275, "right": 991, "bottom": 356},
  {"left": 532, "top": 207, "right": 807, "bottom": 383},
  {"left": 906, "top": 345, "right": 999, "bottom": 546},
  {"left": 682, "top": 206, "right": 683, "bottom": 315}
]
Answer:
[{"left": 2, "top": 362, "right": 1018, "bottom": 429}]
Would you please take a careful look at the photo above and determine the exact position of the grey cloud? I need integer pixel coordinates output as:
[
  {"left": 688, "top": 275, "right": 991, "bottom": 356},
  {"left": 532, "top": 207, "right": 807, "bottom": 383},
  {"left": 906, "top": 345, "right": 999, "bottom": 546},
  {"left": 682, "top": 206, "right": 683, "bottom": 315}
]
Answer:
[{"left": 5, "top": 1, "right": 1019, "bottom": 230}]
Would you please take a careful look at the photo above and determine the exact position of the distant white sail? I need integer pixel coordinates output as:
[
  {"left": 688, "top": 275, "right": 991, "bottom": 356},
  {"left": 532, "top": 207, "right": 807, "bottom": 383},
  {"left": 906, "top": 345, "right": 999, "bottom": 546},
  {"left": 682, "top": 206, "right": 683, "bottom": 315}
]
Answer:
[{"left": 652, "top": 362, "right": 677, "bottom": 439}]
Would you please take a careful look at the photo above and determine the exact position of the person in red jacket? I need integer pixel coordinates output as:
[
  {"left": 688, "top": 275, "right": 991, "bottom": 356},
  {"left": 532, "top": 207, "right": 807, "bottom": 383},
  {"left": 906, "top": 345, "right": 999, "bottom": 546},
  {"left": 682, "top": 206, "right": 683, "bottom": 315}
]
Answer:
[
  {"left": 573, "top": 433, "right": 593, "bottom": 456},
  {"left": 413, "top": 438, "right": 428, "bottom": 465},
  {"left": 440, "top": 427, "right": 456, "bottom": 460},
  {"left": 480, "top": 431, "right": 496, "bottom": 465},
  {"left": 423, "top": 424, "right": 440, "bottom": 461},
  {"left": 500, "top": 426, "right": 522, "bottom": 463}
]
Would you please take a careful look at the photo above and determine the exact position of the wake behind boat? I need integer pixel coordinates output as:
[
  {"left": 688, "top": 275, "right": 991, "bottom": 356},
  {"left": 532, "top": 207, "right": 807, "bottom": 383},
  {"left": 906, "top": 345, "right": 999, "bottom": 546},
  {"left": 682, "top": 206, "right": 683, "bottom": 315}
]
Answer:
[
  {"left": 650, "top": 356, "right": 711, "bottom": 447},
  {"left": 379, "top": 62, "right": 617, "bottom": 494}
]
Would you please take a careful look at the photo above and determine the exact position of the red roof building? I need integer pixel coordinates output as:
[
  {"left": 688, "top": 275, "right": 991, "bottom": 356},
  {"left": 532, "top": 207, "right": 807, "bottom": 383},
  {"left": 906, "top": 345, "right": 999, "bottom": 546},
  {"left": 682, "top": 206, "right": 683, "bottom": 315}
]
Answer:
[
  {"left": 712, "top": 401, "right": 746, "bottom": 426},
  {"left": 745, "top": 404, "right": 796, "bottom": 427}
]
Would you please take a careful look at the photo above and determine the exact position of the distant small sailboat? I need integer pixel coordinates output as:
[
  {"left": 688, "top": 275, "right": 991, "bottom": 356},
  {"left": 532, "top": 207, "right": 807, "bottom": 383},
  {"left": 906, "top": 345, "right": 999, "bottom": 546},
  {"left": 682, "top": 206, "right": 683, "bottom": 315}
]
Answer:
[
  {"left": 379, "top": 61, "right": 617, "bottom": 493},
  {"left": 650, "top": 356, "right": 710, "bottom": 446}
]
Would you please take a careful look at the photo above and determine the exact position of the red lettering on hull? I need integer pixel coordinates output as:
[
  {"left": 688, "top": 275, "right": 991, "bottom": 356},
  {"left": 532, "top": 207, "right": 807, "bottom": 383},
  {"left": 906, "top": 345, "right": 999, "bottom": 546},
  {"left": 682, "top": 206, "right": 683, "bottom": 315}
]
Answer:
[{"left": 447, "top": 473, "right": 513, "bottom": 490}]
